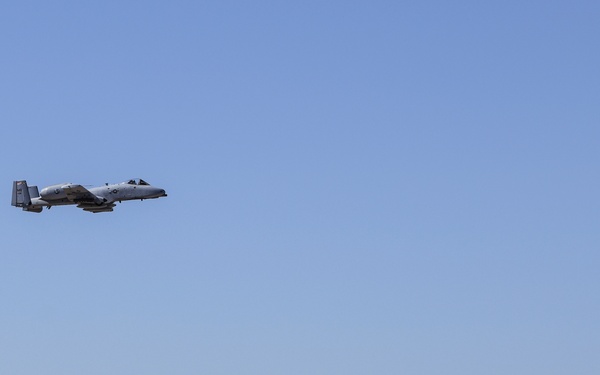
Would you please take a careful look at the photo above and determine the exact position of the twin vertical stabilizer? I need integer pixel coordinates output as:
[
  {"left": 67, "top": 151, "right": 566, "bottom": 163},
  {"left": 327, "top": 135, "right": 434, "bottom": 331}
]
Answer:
[{"left": 12, "top": 180, "right": 43, "bottom": 213}]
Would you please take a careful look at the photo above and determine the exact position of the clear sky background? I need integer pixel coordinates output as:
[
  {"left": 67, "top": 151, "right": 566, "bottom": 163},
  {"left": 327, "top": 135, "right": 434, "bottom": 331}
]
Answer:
[{"left": 1, "top": 1, "right": 599, "bottom": 374}]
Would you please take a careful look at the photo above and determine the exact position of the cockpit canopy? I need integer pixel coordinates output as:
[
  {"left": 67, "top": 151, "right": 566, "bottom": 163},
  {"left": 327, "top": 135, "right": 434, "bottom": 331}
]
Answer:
[{"left": 126, "top": 178, "right": 150, "bottom": 186}]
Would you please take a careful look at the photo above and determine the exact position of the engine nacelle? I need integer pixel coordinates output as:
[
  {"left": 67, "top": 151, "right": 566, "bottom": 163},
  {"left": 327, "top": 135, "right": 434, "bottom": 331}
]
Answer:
[{"left": 40, "top": 183, "right": 70, "bottom": 200}]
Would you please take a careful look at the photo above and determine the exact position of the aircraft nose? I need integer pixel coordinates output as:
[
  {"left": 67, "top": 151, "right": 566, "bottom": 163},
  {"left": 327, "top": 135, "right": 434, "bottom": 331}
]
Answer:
[{"left": 161, "top": 189, "right": 167, "bottom": 197}]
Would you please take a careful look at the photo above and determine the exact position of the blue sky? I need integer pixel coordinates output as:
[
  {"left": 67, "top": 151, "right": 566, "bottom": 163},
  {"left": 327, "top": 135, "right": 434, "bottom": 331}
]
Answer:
[{"left": 1, "top": 1, "right": 599, "bottom": 374}]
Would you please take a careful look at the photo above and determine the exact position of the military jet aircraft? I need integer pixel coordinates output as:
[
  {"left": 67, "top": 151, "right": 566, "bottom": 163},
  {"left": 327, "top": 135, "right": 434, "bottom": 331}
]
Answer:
[{"left": 11, "top": 178, "right": 167, "bottom": 213}]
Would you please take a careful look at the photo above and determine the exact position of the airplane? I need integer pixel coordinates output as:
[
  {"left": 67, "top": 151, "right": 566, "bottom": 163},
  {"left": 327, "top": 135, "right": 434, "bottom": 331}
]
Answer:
[{"left": 11, "top": 178, "right": 167, "bottom": 213}]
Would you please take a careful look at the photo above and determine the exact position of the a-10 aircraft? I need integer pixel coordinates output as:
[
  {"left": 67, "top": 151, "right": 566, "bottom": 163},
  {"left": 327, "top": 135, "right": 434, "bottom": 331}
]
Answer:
[{"left": 11, "top": 178, "right": 167, "bottom": 213}]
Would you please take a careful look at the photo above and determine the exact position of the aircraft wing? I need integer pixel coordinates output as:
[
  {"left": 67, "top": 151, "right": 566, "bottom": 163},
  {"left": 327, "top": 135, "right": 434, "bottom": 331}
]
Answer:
[
  {"left": 62, "top": 184, "right": 100, "bottom": 202},
  {"left": 62, "top": 184, "right": 115, "bottom": 213}
]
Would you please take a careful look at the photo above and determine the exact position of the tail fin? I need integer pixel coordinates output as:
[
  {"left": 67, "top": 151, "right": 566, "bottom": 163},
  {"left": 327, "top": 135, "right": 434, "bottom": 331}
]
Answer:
[
  {"left": 12, "top": 180, "right": 43, "bottom": 213},
  {"left": 12, "top": 180, "right": 31, "bottom": 207}
]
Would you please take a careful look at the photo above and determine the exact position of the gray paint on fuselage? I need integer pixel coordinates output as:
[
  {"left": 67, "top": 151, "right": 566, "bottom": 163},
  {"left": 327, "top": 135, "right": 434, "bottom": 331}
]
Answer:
[
  {"left": 90, "top": 183, "right": 166, "bottom": 203},
  {"left": 18, "top": 179, "right": 167, "bottom": 212},
  {"left": 34, "top": 184, "right": 165, "bottom": 207}
]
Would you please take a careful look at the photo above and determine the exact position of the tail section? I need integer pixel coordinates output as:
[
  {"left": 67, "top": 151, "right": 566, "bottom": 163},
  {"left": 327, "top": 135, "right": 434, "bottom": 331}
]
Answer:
[
  {"left": 12, "top": 180, "right": 43, "bottom": 213},
  {"left": 12, "top": 180, "right": 31, "bottom": 207}
]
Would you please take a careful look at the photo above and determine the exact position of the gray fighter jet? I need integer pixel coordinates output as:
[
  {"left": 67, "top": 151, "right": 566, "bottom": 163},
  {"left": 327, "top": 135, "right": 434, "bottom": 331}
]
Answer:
[{"left": 11, "top": 178, "right": 167, "bottom": 213}]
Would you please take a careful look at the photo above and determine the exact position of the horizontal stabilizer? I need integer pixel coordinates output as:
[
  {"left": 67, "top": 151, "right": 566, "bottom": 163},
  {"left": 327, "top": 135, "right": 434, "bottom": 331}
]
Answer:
[{"left": 23, "top": 206, "right": 43, "bottom": 213}]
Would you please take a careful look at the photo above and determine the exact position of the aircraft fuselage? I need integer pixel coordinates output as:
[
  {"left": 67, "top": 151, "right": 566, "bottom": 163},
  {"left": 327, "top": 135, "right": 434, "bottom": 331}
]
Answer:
[{"left": 12, "top": 178, "right": 167, "bottom": 213}]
